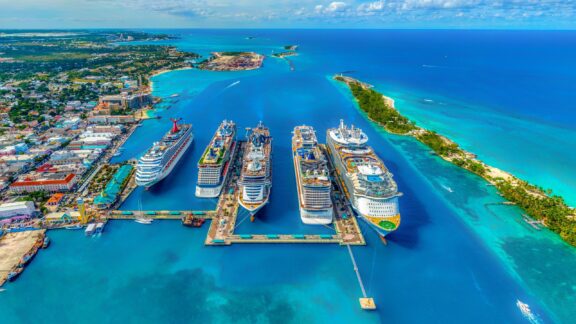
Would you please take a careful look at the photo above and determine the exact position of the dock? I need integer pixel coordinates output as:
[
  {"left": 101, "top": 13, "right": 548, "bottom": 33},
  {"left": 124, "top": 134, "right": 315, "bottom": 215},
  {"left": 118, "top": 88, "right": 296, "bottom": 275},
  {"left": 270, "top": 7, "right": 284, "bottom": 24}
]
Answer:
[{"left": 100, "top": 141, "right": 366, "bottom": 247}]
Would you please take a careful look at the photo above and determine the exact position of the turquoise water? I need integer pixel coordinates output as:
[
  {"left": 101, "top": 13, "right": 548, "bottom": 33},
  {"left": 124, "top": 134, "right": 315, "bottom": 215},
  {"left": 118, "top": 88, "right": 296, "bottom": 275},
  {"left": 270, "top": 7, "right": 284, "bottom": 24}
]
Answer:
[{"left": 2, "top": 30, "right": 576, "bottom": 323}]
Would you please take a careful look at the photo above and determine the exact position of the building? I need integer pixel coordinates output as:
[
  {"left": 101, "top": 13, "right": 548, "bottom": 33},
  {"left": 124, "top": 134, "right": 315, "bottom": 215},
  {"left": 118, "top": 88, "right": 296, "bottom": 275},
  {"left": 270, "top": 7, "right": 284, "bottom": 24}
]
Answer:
[
  {"left": 99, "top": 93, "right": 152, "bottom": 110},
  {"left": 0, "top": 201, "right": 36, "bottom": 219},
  {"left": 44, "top": 211, "right": 81, "bottom": 224},
  {"left": 10, "top": 173, "right": 77, "bottom": 193},
  {"left": 86, "top": 125, "right": 125, "bottom": 135},
  {"left": 45, "top": 193, "right": 65, "bottom": 212},
  {"left": 87, "top": 115, "right": 135, "bottom": 124}
]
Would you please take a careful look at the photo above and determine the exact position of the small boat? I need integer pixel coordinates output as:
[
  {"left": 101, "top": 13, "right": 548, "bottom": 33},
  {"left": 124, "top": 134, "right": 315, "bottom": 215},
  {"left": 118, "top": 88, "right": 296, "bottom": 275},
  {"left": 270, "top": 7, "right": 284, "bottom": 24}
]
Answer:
[
  {"left": 516, "top": 300, "right": 537, "bottom": 322},
  {"left": 42, "top": 236, "right": 50, "bottom": 249},
  {"left": 85, "top": 223, "right": 96, "bottom": 236},
  {"left": 182, "top": 216, "right": 193, "bottom": 227},
  {"left": 94, "top": 222, "right": 105, "bottom": 234},
  {"left": 135, "top": 218, "right": 153, "bottom": 225},
  {"left": 7, "top": 268, "right": 23, "bottom": 282},
  {"left": 20, "top": 253, "right": 35, "bottom": 267},
  {"left": 65, "top": 224, "right": 83, "bottom": 230},
  {"left": 192, "top": 217, "right": 206, "bottom": 228}
]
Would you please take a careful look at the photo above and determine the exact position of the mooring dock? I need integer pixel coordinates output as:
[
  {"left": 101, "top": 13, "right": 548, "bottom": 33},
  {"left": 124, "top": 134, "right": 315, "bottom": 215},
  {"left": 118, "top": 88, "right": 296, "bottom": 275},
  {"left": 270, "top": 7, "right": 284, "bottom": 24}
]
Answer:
[{"left": 98, "top": 141, "right": 367, "bottom": 246}]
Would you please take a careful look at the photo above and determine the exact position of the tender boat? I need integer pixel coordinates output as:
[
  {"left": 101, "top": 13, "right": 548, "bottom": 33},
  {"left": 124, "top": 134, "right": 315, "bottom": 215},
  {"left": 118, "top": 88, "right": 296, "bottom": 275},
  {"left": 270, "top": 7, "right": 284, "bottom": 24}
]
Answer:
[{"left": 42, "top": 236, "right": 50, "bottom": 249}]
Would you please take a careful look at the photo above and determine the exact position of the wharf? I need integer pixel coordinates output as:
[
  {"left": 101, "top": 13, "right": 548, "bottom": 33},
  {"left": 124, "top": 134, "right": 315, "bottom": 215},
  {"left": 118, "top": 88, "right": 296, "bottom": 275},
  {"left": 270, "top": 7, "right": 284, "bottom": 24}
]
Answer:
[
  {"left": 106, "top": 210, "right": 215, "bottom": 220},
  {"left": 101, "top": 141, "right": 366, "bottom": 247}
]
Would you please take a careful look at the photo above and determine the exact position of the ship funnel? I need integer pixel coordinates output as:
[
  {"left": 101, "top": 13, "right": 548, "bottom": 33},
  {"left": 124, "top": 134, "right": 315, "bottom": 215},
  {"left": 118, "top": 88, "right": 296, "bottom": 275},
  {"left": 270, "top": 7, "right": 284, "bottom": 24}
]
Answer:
[{"left": 170, "top": 118, "right": 182, "bottom": 133}]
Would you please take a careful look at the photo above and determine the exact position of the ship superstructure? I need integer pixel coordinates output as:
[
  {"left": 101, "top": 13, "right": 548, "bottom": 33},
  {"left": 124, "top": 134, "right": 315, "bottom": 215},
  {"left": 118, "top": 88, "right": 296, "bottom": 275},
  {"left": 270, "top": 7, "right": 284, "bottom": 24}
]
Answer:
[
  {"left": 326, "top": 120, "right": 401, "bottom": 237},
  {"left": 196, "top": 120, "right": 237, "bottom": 198},
  {"left": 135, "top": 118, "right": 193, "bottom": 189},
  {"left": 238, "top": 122, "right": 272, "bottom": 219},
  {"left": 292, "top": 125, "right": 333, "bottom": 224}
]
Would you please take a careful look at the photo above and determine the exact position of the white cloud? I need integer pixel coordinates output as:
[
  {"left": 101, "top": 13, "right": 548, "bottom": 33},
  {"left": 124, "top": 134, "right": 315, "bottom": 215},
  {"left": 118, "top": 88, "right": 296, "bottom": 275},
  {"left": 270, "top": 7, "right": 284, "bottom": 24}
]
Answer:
[
  {"left": 326, "top": 1, "right": 348, "bottom": 12},
  {"left": 357, "top": 1, "right": 385, "bottom": 13}
]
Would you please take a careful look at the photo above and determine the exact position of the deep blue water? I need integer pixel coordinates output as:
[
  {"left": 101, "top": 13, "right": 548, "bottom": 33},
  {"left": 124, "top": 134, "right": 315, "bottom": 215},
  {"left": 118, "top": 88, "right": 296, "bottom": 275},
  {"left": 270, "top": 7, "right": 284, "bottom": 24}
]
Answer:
[{"left": 2, "top": 30, "right": 576, "bottom": 323}]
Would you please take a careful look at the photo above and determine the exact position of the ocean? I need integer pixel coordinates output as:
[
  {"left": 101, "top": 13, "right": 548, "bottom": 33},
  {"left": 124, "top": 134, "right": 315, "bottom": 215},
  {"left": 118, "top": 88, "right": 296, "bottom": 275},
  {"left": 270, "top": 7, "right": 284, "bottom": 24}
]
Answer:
[{"left": 1, "top": 29, "right": 575, "bottom": 323}]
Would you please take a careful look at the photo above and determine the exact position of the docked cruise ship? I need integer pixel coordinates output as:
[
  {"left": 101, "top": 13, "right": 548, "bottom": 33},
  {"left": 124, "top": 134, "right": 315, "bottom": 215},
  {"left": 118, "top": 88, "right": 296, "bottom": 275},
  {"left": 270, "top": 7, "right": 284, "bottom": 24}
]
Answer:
[
  {"left": 292, "top": 126, "right": 334, "bottom": 225},
  {"left": 238, "top": 122, "right": 272, "bottom": 220},
  {"left": 196, "top": 120, "right": 237, "bottom": 198},
  {"left": 135, "top": 118, "right": 193, "bottom": 189},
  {"left": 326, "top": 120, "right": 401, "bottom": 237}
]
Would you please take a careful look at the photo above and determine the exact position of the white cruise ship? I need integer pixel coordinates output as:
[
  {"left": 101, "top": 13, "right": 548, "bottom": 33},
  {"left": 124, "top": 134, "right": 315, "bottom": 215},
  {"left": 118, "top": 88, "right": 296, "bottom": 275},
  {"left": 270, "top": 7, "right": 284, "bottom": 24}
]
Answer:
[
  {"left": 292, "top": 125, "right": 333, "bottom": 225},
  {"left": 238, "top": 122, "right": 272, "bottom": 220},
  {"left": 326, "top": 120, "right": 401, "bottom": 238},
  {"left": 196, "top": 120, "right": 237, "bottom": 198},
  {"left": 135, "top": 118, "right": 193, "bottom": 189}
]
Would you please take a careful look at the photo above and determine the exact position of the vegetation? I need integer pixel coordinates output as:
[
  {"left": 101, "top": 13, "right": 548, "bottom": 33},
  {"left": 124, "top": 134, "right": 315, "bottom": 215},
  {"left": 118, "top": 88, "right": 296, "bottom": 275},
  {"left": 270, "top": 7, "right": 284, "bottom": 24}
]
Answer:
[
  {"left": 496, "top": 180, "right": 576, "bottom": 246},
  {"left": 347, "top": 80, "right": 417, "bottom": 134},
  {"left": 337, "top": 75, "right": 576, "bottom": 247},
  {"left": 0, "top": 31, "right": 199, "bottom": 82}
]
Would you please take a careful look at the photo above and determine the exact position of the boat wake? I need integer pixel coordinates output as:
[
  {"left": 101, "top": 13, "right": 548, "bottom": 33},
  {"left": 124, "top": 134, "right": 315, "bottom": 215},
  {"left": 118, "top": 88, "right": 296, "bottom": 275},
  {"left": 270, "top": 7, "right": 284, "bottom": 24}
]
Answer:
[
  {"left": 226, "top": 81, "right": 240, "bottom": 89},
  {"left": 441, "top": 184, "right": 454, "bottom": 193},
  {"left": 516, "top": 300, "right": 540, "bottom": 324}
]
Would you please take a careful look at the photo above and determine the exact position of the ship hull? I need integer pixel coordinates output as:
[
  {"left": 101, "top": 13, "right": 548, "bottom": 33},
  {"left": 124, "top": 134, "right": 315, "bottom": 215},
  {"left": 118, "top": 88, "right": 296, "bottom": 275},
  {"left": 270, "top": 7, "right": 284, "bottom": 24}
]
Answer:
[
  {"left": 238, "top": 196, "right": 269, "bottom": 215},
  {"left": 356, "top": 213, "right": 399, "bottom": 237},
  {"left": 135, "top": 134, "right": 193, "bottom": 188},
  {"left": 195, "top": 183, "right": 223, "bottom": 198},
  {"left": 196, "top": 140, "right": 237, "bottom": 198},
  {"left": 300, "top": 207, "right": 333, "bottom": 225},
  {"left": 326, "top": 136, "right": 401, "bottom": 237}
]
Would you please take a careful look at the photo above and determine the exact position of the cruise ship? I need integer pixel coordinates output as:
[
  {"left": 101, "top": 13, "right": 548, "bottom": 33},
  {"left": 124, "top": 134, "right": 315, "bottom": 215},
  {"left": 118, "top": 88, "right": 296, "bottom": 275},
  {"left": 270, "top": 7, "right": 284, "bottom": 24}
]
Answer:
[
  {"left": 292, "top": 126, "right": 334, "bottom": 225},
  {"left": 196, "top": 120, "right": 237, "bottom": 198},
  {"left": 326, "top": 120, "right": 401, "bottom": 238},
  {"left": 135, "top": 118, "right": 193, "bottom": 189},
  {"left": 238, "top": 122, "right": 272, "bottom": 220}
]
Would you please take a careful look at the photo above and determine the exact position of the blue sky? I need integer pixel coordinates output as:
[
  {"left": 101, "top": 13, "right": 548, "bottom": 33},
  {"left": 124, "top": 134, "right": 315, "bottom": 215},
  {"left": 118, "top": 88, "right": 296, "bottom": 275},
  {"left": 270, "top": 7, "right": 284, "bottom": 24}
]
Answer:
[{"left": 0, "top": 0, "right": 574, "bottom": 29}]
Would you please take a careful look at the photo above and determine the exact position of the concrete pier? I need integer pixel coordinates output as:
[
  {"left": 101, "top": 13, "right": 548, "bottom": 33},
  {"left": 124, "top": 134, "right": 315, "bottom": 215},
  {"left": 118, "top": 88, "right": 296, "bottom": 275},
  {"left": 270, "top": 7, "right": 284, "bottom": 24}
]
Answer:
[{"left": 102, "top": 141, "right": 367, "bottom": 247}]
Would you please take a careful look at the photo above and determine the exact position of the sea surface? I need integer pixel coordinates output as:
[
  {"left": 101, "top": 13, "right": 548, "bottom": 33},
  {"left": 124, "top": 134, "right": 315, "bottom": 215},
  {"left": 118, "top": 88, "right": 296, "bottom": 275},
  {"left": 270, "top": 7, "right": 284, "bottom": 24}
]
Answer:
[{"left": 2, "top": 29, "right": 576, "bottom": 323}]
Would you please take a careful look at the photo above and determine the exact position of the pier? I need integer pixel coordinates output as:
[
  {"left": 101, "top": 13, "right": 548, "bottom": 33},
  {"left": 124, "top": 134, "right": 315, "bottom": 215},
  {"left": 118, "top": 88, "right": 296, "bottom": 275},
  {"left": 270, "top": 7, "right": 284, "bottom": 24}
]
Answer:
[{"left": 100, "top": 140, "right": 366, "bottom": 247}]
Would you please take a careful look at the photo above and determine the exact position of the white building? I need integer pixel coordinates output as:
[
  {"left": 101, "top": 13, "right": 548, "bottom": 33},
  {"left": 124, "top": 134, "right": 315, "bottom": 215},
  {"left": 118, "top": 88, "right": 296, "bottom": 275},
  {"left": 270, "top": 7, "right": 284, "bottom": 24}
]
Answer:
[{"left": 0, "top": 201, "right": 36, "bottom": 219}]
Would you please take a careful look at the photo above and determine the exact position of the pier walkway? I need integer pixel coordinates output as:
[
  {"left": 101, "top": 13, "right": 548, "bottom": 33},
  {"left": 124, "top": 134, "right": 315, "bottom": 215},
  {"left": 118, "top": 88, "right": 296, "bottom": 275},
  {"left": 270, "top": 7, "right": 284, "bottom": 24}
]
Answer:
[{"left": 100, "top": 141, "right": 366, "bottom": 246}]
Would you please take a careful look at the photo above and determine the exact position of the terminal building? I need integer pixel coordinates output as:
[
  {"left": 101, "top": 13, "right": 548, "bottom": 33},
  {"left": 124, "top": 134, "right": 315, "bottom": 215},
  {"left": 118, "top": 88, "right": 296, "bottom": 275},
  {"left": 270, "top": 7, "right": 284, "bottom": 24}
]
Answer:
[{"left": 0, "top": 201, "right": 36, "bottom": 220}]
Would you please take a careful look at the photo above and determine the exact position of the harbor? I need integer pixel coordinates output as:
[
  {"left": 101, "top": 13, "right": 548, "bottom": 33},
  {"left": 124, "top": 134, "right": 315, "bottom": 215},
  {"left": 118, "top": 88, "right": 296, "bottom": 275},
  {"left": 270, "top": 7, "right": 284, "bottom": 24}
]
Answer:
[{"left": 99, "top": 140, "right": 366, "bottom": 247}]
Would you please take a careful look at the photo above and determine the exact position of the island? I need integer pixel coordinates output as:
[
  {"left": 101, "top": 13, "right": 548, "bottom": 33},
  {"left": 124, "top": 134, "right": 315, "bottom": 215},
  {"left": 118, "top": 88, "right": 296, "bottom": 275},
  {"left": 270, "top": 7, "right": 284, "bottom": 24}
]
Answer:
[
  {"left": 334, "top": 74, "right": 576, "bottom": 247},
  {"left": 272, "top": 45, "right": 299, "bottom": 58},
  {"left": 197, "top": 52, "right": 264, "bottom": 71}
]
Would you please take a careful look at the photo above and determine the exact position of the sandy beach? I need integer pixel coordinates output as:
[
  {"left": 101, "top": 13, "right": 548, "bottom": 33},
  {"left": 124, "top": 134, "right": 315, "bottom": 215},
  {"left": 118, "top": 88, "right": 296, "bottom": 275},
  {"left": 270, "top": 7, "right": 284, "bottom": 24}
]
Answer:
[{"left": 0, "top": 230, "right": 46, "bottom": 286}]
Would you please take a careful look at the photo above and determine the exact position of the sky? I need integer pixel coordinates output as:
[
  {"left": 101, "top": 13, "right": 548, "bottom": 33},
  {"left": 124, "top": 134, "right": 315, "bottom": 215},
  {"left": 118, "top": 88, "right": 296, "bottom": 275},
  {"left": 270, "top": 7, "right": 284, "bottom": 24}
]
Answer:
[{"left": 0, "top": 0, "right": 575, "bottom": 29}]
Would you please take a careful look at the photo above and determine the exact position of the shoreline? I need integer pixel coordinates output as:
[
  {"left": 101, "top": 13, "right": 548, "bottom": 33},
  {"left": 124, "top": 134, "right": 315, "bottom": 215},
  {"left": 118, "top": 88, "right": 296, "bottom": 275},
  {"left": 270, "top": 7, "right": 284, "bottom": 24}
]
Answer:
[
  {"left": 149, "top": 67, "right": 193, "bottom": 93},
  {"left": 334, "top": 74, "right": 576, "bottom": 246}
]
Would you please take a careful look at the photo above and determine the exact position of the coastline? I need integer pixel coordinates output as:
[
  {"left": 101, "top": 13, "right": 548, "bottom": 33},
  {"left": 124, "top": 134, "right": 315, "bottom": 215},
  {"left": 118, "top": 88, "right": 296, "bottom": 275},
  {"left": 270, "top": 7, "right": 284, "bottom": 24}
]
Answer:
[
  {"left": 334, "top": 74, "right": 576, "bottom": 246},
  {"left": 149, "top": 67, "right": 193, "bottom": 92}
]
